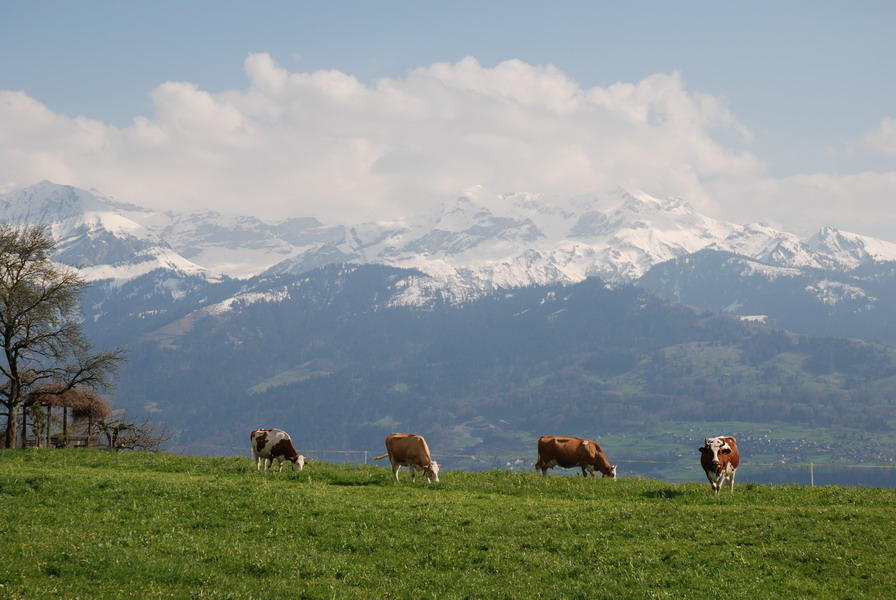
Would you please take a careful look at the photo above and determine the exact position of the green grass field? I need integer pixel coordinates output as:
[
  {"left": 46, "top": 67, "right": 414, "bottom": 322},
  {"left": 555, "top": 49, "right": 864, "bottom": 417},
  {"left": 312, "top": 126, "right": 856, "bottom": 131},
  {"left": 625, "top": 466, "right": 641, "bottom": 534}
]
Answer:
[{"left": 1, "top": 449, "right": 894, "bottom": 599}]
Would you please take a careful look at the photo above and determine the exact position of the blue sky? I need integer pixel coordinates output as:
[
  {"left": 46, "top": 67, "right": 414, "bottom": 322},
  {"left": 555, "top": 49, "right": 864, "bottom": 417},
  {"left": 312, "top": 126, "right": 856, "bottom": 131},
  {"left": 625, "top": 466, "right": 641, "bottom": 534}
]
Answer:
[{"left": 2, "top": 1, "right": 895, "bottom": 240}]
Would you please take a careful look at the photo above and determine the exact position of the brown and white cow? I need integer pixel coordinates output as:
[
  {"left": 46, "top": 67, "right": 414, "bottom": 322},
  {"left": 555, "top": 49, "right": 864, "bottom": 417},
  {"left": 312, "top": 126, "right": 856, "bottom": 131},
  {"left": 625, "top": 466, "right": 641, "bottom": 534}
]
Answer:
[
  {"left": 699, "top": 436, "right": 739, "bottom": 493},
  {"left": 535, "top": 435, "right": 617, "bottom": 479},
  {"left": 372, "top": 433, "right": 440, "bottom": 483},
  {"left": 250, "top": 428, "right": 307, "bottom": 473}
]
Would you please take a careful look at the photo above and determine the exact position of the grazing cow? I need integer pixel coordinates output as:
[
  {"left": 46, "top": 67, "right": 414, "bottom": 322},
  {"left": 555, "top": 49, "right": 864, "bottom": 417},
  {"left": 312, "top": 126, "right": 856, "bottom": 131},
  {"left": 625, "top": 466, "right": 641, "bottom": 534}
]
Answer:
[
  {"left": 250, "top": 428, "right": 307, "bottom": 473},
  {"left": 699, "top": 436, "right": 739, "bottom": 493},
  {"left": 535, "top": 435, "right": 617, "bottom": 479},
  {"left": 372, "top": 433, "right": 440, "bottom": 483}
]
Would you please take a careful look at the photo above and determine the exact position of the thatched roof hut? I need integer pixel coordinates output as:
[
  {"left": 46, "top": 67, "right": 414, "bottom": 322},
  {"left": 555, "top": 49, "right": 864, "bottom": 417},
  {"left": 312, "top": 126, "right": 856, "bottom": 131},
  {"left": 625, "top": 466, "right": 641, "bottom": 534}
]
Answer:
[
  {"left": 28, "top": 384, "right": 112, "bottom": 421},
  {"left": 26, "top": 383, "right": 111, "bottom": 447}
]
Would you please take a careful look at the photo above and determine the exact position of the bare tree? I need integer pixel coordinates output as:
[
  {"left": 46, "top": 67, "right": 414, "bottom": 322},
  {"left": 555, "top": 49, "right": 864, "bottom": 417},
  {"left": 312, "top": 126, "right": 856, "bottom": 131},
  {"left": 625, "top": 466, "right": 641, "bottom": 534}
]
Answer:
[
  {"left": 0, "top": 225, "right": 125, "bottom": 448},
  {"left": 96, "top": 411, "right": 171, "bottom": 452}
]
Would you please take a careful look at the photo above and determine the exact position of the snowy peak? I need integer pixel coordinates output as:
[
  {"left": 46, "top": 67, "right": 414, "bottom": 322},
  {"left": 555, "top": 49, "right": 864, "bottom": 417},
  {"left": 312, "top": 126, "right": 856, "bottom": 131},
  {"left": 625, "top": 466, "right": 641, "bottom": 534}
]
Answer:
[
  {"left": 0, "top": 182, "right": 211, "bottom": 283},
  {"left": 5, "top": 181, "right": 896, "bottom": 295},
  {"left": 0, "top": 180, "right": 154, "bottom": 230},
  {"left": 712, "top": 223, "right": 823, "bottom": 269},
  {"left": 157, "top": 210, "right": 345, "bottom": 279},
  {"left": 712, "top": 223, "right": 896, "bottom": 272},
  {"left": 808, "top": 227, "right": 896, "bottom": 269},
  {"left": 334, "top": 188, "right": 740, "bottom": 286}
]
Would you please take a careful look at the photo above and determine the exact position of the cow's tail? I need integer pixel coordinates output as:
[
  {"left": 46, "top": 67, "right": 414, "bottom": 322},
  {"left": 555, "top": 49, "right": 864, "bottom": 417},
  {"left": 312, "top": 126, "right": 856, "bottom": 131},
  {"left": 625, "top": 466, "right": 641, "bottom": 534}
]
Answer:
[{"left": 371, "top": 454, "right": 389, "bottom": 461}]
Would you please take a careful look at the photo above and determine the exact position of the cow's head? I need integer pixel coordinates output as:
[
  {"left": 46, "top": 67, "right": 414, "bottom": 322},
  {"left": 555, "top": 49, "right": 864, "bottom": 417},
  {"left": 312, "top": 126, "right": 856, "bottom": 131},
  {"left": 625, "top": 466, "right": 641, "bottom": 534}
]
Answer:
[
  {"left": 699, "top": 437, "right": 731, "bottom": 466},
  {"left": 424, "top": 461, "right": 440, "bottom": 483},
  {"left": 587, "top": 463, "right": 618, "bottom": 479},
  {"left": 292, "top": 455, "right": 308, "bottom": 472}
]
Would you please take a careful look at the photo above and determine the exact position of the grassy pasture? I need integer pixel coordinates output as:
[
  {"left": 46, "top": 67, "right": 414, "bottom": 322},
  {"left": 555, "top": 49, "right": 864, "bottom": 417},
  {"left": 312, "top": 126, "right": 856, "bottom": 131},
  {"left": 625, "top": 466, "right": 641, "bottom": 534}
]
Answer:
[{"left": 1, "top": 449, "right": 894, "bottom": 599}]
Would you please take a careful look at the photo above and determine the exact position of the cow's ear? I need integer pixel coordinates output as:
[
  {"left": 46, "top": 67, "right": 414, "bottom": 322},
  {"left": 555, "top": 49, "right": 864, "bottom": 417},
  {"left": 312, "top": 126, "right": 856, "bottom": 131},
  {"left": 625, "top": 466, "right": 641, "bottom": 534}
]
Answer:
[{"left": 699, "top": 447, "right": 707, "bottom": 453}]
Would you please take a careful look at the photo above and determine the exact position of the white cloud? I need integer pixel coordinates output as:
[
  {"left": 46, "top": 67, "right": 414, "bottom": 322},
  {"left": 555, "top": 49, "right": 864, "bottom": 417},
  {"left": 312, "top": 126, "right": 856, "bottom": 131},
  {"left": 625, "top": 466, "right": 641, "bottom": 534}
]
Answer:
[
  {"left": 706, "top": 171, "right": 896, "bottom": 240},
  {"left": 2, "top": 53, "right": 892, "bottom": 244},
  {"left": 863, "top": 117, "right": 896, "bottom": 157}
]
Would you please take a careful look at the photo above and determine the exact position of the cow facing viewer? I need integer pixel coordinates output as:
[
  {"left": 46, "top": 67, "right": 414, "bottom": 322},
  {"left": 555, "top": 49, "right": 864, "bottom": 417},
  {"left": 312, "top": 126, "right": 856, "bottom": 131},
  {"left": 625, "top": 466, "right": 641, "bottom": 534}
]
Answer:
[
  {"left": 372, "top": 433, "right": 440, "bottom": 483},
  {"left": 535, "top": 435, "right": 617, "bottom": 479},
  {"left": 250, "top": 428, "right": 307, "bottom": 473},
  {"left": 698, "top": 436, "right": 739, "bottom": 493}
]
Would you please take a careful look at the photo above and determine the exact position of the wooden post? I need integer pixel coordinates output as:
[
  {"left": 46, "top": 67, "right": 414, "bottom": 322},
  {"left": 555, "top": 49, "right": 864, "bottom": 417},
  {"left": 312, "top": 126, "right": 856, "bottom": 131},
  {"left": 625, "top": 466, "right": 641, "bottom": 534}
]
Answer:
[
  {"left": 46, "top": 405, "right": 51, "bottom": 448},
  {"left": 62, "top": 407, "right": 68, "bottom": 448},
  {"left": 20, "top": 405, "right": 27, "bottom": 449}
]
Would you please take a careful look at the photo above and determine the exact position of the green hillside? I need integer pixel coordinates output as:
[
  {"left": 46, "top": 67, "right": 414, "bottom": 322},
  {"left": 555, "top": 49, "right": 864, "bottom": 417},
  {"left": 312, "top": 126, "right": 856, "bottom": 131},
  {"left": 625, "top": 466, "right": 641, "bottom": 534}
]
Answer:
[
  {"left": 100, "top": 269, "right": 896, "bottom": 464},
  {"left": 2, "top": 449, "right": 894, "bottom": 599}
]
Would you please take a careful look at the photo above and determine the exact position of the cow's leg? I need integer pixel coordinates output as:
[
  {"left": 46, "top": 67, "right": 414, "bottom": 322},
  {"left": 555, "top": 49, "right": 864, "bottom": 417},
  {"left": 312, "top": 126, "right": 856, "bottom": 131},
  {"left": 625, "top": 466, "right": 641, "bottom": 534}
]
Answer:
[
  {"left": 391, "top": 460, "right": 401, "bottom": 482},
  {"left": 264, "top": 457, "right": 272, "bottom": 472},
  {"left": 409, "top": 465, "right": 418, "bottom": 481},
  {"left": 705, "top": 470, "right": 719, "bottom": 493},
  {"left": 277, "top": 458, "right": 285, "bottom": 473},
  {"left": 537, "top": 458, "right": 556, "bottom": 476},
  {"left": 255, "top": 455, "right": 262, "bottom": 471},
  {"left": 727, "top": 468, "right": 736, "bottom": 493}
]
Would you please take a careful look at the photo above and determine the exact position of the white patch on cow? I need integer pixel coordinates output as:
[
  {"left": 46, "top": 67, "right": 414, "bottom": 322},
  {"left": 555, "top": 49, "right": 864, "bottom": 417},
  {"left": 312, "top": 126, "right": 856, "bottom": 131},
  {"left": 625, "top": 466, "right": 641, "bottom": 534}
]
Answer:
[
  {"left": 426, "top": 461, "right": 441, "bottom": 484},
  {"left": 294, "top": 455, "right": 307, "bottom": 472}
]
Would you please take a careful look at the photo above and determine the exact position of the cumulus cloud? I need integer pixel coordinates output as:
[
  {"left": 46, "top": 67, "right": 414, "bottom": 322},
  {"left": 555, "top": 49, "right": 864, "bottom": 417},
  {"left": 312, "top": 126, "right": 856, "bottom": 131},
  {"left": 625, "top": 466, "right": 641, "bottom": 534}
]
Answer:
[
  {"left": 706, "top": 171, "right": 896, "bottom": 241},
  {"left": 863, "top": 117, "right": 896, "bottom": 157},
  {"left": 1, "top": 53, "right": 893, "bottom": 243}
]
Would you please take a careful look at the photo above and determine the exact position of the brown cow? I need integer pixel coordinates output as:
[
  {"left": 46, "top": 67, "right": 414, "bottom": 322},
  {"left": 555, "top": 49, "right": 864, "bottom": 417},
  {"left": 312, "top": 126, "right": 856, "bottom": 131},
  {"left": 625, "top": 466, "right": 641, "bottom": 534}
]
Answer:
[
  {"left": 535, "top": 435, "right": 617, "bottom": 479},
  {"left": 372, "top": 433, "right": 440, "bottom": 483},
  {"left": 699, "top": 436, "right": 739, "bottom": 493},
  {"left": 250, "top": 428, "right": 307, "bottom": 473}
]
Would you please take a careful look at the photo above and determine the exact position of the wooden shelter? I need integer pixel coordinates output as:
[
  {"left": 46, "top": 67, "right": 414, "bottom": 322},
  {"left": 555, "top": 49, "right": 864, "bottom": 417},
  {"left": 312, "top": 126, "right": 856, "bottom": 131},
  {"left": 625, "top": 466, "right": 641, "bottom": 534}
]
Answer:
[{"left": 24, "top": 384, "right": 111, "bottom": 448}]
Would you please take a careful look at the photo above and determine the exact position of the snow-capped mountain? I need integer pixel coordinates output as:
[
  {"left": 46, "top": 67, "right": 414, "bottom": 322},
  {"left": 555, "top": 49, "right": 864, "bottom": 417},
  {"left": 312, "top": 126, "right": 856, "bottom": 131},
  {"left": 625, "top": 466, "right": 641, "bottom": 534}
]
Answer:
[
  {"left": 267, "top": 185, "right": 896, "bottom": 294},
  {"left": 156, "top": 211, "right": 347, "bottom": 280},
  {"left": 266, "top": 187, "right": 743, "bottom": 289},
  {"left": 807, "top": 227, "right": 896, "bottom": 270},
  {"left": 4, "top": 180, "right": 896, "bottom": 297},
  {"left": 0, "top": 181, "right": 211, "bottom": 282},
  {"left": 638, "top": 247, "right": 896, "bottom": 345}
]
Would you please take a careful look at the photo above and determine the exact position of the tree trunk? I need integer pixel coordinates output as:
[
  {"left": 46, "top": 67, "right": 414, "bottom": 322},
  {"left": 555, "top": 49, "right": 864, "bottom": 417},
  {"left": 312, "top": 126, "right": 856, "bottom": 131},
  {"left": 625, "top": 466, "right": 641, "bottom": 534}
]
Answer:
[
  {"left": 4, "top": 407, "right": 18, "bottom": 448},
  {"left": 46, "top": 405, "right": 51, "bottom": 448}
]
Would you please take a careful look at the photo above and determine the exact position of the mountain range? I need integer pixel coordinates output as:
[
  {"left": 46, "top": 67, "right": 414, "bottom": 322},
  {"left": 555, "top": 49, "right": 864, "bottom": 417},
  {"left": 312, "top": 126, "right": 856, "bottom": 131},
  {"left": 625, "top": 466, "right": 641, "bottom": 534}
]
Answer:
[
  {"left": 5, "top": 180, "right": 896, "bottom": 287},
  {"left": 3, "top": 181, "right": 896, "bottom": 478},
  {"left": 3, "top": 180, "right": 896, "bottom": 344}
]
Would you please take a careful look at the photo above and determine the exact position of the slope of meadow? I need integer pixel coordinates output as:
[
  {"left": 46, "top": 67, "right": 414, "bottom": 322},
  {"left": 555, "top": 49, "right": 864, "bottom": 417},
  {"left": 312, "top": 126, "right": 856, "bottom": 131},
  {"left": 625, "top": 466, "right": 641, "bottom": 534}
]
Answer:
[{"left": 1, "top": 449, "right": 894, "bottom": 599}]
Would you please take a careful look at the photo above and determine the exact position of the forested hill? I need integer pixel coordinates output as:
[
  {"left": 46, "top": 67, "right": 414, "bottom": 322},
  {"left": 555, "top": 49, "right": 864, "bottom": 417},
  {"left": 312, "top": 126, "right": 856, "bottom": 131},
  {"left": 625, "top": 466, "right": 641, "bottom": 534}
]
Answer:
[{"left": 92, "top": 263, "right": 896, "bottom": 459}]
